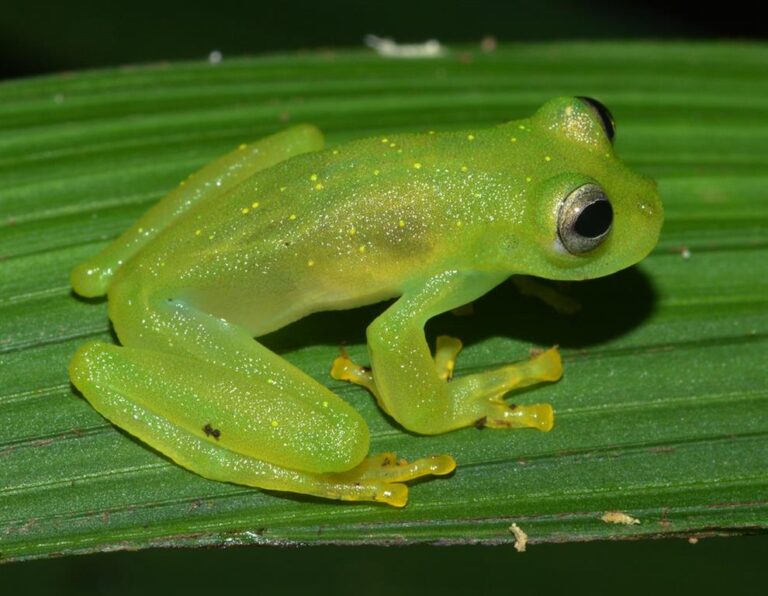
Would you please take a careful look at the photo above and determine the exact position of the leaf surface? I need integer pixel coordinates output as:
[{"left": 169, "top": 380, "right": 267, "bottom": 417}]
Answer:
[{"left": 1, "top": 42, "right": 766, "bottom": 561}]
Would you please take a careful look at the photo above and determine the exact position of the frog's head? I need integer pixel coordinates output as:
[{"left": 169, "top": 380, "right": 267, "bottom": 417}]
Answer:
[{"left": 506, "top": 96, "right": 663, "bottom": 281}]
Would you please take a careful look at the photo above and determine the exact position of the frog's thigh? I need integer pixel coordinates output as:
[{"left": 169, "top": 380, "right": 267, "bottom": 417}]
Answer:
[
  {"left": 108, "top": 282, "right": 332, "bottom": 399},
  {"left": 72, "top": 124, "right": 324, "bottom": 298},
  {"left": 70, "top": 341, "right": 454, "bottom": 505},
  {"left": 70, "top": 340, "right": 367, "bottom": 474},
  {"left": 367, "top": 273, "right": 558, "bottom": 435}
]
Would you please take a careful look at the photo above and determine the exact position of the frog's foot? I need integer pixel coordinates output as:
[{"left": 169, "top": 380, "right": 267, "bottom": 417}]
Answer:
[
  {"left": 451, "top": 347, "right": 562, "bottom": 431},
  {"left": 320, "top": 452, "right": 456, "bottom": 507}
]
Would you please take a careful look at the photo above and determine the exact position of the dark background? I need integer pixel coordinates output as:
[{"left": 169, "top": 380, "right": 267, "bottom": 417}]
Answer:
[
  {"left": 1, "top": 1, "right": 765, "bottom": 593},
  {"left": 0, "top": 0, "right": 764, "bottom": 80}
]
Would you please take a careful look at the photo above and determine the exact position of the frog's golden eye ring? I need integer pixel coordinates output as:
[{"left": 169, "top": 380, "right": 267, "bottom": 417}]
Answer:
[
  {"left": 557, "top": 183, "right": 613, "bottom": 255},
  {"left": 577, "top": 96, "right": 616, "bottom": 143}
]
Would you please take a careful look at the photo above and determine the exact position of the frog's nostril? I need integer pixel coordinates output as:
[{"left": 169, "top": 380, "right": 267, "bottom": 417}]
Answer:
[{"left": 642, "top": 190, "right": 664, "bottom": 219}]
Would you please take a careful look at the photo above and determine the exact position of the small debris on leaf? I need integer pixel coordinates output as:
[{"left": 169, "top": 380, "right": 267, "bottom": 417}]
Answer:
[
  {"left": 508, "top": 523, "right": 528, "bottom": 552},
  {"left": 600, "top": 511, "right": 640, "bottom": 525}
]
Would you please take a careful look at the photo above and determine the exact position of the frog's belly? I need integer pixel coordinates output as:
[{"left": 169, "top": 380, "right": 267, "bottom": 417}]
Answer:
[
  {"left": 184, "top": 273, "right": 400, "bottom": 338},
  {"left": 175, "top": 224, "right": 435, "bottom": 337}
]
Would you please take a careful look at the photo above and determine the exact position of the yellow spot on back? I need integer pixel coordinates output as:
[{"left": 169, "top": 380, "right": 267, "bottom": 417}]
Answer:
[
  {"left": 518, "top": 124, "right": 526, "bottom": 130},
  {"left": 252, "top": 201, "right": 260, "bottom": 208},
  {"left": 373, "top": 169, "right": 380, "bottom": 176},
  {"left": 195, "top": 229, "right": 201, "bottom": 236},
  {"left": 467, "top": 134, "right": 475, "bottom": 141},
  {"left": 208, "top": 234, "right": 215, "bottom": 240},
  {"left": 322, "top": 400, "right": 329, "bottom": 407},
  {"left": 460, "top": 165, "right": 468, "bottom": 172},
  {"left": 399, "top": 219, "right": 405, "bottom": 228},
  {"left": 271, "top": 420, "right": 279, "bottom": 428},
  {"left": 545, "top": 155, "right": 552, "bottom": 162},
  {"left": 456, "top": 220, "right": 463, "bottom": 227},
  {"left": 238, "top": 143, "right": 247, "bottom": 150},
  {"left": 413, "top": 162, "right": 422, "bottom": 169},
  {"left": 241, "top": 207, "right": 249, "bottom": 214},
  {"left": 310, "top": 174, "right": 318, "bottom": 181},
  {"left": 289, "top": 214, "right": 297, "bottom": 221},
  {"left": 280, "top": 186, "right": 287, "bottom": 192},
  {"left": 389, "top": 143, "right": 396, "bottom": 148},
  {"left": 307, "top": 259, "right": 315, "bottom": 267},
  {"left": 510, "top": 137, "right": 517, "bottom": 143},
  {"left": 525, "top": 176, "right": 532, "bottom": 182},
  {"left": 358, "top": 245, "right": 366, "bottom": 254},
  {"left": 381, "top": 137, "right": 389, "bottom": 143},
  {"left": 428, "top": 130, "right": 435, "bottom": 135},
  {"left": 315, "top": 183, "right": 324, "bottom": 190},
  {"left": 348, "top": 226, "right": 356, "bottom": 236},
  {"left": 137, "top": 227, "right": 144, "bottom": 234},
  {"left": 332, "top": 149, "right": 339, "bottom": 155}
]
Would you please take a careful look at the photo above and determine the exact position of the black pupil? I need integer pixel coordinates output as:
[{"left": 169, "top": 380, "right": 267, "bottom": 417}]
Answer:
[
  {"left": 574, "top": 200, "right": 613, "bottom": 238},
  {"left": 577, "top": 96, "right": 616, "bottom": 142}
]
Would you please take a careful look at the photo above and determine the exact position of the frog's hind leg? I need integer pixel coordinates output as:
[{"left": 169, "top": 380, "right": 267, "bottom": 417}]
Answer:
[
  {"left": 72, "top": 124, "right": 324, "bottom": 298},
  {"left": 69, "top": 341, "right": 453, "bottom": 506},
  {"left": 69, "top": 280, "right": 454, "bottom": 505}
]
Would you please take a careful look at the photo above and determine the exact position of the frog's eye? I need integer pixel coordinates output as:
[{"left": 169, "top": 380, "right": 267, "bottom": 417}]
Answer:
[
  {"left": 557, "top": 183, "right": 613, "bottom": 255},
  {"left": 577, "top": 97, "right": 616, "bottom": 143}
]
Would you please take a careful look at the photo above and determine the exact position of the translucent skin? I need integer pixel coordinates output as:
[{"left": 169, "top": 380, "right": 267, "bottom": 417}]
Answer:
[{"left": 69, "top": 97, "right": 663, "bottom": 506}]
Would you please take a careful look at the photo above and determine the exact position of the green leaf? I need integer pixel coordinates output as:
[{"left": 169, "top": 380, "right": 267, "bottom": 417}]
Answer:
[{"left": 1, "top": 42, "right": 766, "bottom": 561}]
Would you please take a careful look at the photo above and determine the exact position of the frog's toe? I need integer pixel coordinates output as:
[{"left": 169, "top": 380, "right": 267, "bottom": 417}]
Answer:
[
  {"left": 525, "top": 346, "right": 563, "bottom": 382},
  {"left": 354, "top": 452, "right": 457, "bottom": 482},
  {"left": 435, "top": 335, "right": 463, "bottom": 380},
  {"left": 476, "top": 402, "right": 554, "bottom": 432},
  {"left": 330, "top": 353, "right": 375, "bottom": 391}
]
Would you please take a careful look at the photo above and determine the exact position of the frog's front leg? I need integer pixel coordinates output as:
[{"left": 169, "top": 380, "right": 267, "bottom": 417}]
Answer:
[
  {"left": 347, "top": 271, "right": 561, "bottom": 435},
  {"left": 72, "top": 124, "right": 324, "bottom": 297},
  {"left": 69, "top": 283, "right": 454, "bottom": 506}
]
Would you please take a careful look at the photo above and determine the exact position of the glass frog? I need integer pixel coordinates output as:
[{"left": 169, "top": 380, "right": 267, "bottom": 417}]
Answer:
[{"left": 69, "top": 97, "right": 662, "bottom": 507}]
